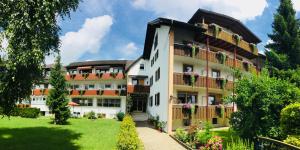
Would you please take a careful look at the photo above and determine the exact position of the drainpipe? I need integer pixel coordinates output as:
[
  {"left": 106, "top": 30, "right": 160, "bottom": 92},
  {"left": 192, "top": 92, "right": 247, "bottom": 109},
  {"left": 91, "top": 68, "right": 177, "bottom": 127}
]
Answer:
[
  {"left": 206, "top": 37, "right": 209, "bottom": 121},
  {"left": 233, "top": 47, "right": 236, "bottom": 112}
]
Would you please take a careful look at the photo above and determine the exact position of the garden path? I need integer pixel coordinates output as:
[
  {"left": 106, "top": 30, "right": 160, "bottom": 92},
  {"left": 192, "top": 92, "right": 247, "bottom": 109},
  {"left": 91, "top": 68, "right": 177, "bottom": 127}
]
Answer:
[{"left": 136, "top": 122, "right": 185, "bottom": 150}]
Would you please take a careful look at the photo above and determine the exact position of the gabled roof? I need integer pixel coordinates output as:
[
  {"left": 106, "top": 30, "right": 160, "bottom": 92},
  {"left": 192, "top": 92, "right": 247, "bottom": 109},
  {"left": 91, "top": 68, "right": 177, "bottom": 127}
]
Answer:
[
  {"left": 66, "top": 60, "right": 132, "bottom": 69},
  {"left": 188, "top": 8, "right": 261, "bottom": 44},
  {"left": 142, "top": 18, "right": 206, "bottom": 59}
]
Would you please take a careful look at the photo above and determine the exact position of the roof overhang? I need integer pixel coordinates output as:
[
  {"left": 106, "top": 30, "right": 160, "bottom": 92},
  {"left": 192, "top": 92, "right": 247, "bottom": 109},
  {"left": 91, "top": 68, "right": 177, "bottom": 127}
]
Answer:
[{"left": 188, "top": 9, "right": 261, "bottom": 44}]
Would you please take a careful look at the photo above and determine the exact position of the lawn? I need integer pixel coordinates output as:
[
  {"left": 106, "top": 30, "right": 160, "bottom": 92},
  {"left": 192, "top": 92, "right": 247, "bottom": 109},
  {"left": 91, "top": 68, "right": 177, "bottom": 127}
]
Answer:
[{"left": 0, "top": 117, "right": 121, "bottom": 150}]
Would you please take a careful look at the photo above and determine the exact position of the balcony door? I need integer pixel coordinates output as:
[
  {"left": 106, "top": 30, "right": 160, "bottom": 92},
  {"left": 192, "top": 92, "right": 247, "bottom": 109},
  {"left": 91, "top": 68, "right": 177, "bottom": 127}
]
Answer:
[{"left": 132, "top": 98, "right": 147, "bottom": 112}]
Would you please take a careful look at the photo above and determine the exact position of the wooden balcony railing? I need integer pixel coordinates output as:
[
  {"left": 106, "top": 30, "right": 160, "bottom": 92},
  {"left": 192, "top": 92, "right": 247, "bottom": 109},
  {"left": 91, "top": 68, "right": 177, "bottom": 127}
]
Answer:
[
  {"left": 127, "top": 85, "right": 150, "bottom": 93},
  {"left": 173, "top": 72, "right": 233, "bottom": 90},
  {"left": 201, "top": 23, "right": 258, "bottom": 55},
  {"left": 172, "top": 104, "right": 234, "bottom": 120},
  {"left": 66, "top": 72, "right": 125, "bottom": 81},
  {"left": 174, "top": 46, "right": 257, "bottom": 73}
]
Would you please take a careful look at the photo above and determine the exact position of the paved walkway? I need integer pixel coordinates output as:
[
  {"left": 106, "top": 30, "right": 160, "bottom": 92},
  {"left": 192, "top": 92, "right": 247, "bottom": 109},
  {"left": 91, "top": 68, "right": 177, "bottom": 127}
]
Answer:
[{"left": 136, "top": 122, "right": 185, "bottom": 150}]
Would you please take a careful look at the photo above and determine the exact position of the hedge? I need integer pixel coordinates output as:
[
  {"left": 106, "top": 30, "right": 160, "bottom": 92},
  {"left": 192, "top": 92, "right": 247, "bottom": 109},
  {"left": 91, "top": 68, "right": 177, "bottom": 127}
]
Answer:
[
  {"left": 117, "top": 115, "right": 142, "bottom": 150},
  {"left": 0, "top": 107, "right": 40, "bottom": 118},
  {"left": 280, "top": 103, "right": 300, "bottom": 135}
]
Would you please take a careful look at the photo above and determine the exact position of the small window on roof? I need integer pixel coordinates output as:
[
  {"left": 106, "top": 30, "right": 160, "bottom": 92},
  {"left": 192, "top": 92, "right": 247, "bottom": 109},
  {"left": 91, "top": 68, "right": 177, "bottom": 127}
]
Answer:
[{"left": 140, "top": 64, "right": 145, "bottom": 70}]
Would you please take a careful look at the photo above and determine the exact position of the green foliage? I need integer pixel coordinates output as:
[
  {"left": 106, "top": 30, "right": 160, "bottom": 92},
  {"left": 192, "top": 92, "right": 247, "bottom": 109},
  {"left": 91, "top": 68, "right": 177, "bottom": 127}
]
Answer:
[
  {"left": 196, "top": 122, "right": 213, "bottom": 144},
  {"left": 0, "top": 0, "right": 79, "bottom": 116},
  {"left": 117, "top": 115, "right": 141, "bottom": 150},
  {"left": 0, "top": 107, "right": 39, "bottom": 118},
  {"left": 228, "top": 70, "right": 300, "bottom": 140},
  {"left": 47, "top": 56, "right": 70, "bottom": 125},
  {"left": 226, "top": 137, "right": 254, "bottom": 150},
  {"left": 266, "top": 0, "right": 300, "bottom": 69},
  {"left": 126, "top": 95, "right": 133, "bottom": 113},
  {"left": 190, "top": 74, "right": 195, "bottom": 87},
  {"left": 249, "top": 43, "right": 257, "bottom": 54},
  {"left": 85, "top": 111, "right": 96, "bottom": 120},
  {"left": 175, "top": 128, "right": 189, "bottom": 143},
  {"left": 199, "top": 136, "right": 223, "bottom": 150},
  {"left": 280, "top": 103, "right": 300, "bottom": 135},
  {"left": 216, "top": 52, "right": 227, "bottom": 64},
  {"left": 19, "top": 108, "right": 40, "bottom": 118},
  {"left": 116, "top": 112, "right": 125, "bottom": 121},
  {"left": 283, "top": 135, "right": 300, "bottom": 147},
  {"left": 232, "top": 34, "right": 241, "bottom": 45},
  {"left": 209, "top": 23, "right": 222, "bottom": 37}
]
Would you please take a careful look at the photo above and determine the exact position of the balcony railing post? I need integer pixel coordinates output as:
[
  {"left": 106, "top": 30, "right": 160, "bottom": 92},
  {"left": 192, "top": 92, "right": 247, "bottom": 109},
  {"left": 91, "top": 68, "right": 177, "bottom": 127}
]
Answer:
[{"left": 206, "top": 37, "right": 209, "bottom": 121}]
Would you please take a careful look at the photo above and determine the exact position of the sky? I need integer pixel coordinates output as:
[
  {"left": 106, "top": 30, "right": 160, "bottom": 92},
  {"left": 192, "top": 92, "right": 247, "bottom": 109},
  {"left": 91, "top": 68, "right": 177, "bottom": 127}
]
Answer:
[{"left": 46, "top": 0, "right": 300, "bottom": 64}]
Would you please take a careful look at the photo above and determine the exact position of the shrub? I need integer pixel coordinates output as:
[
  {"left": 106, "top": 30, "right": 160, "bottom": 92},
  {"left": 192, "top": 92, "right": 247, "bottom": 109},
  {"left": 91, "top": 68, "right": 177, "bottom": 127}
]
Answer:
[
  {"left": 86, "top": 111, "right": 96, "bottom": 119},
  {"left": 19, "top": 108, "right": 40, "bottom": 118},
  {"left": 175, "top": 128, "right": 188, "bottom": 143},
  {"left": 97, "top": 113, "right": 106, "bottom": 118},
  {"left": 280, "top": 103, "right": 300, "bottom": 135},
  {"left": 283, "top": 135, "right": 300, "bottom": 147},
  {"left": 196, "top": 122, "right": 213, "bottom": 145},
  {"left": 117, "top": 115, "right": 141, "bottom": 150},
  {"left": 200, "top": 136, "right": 223, "bottom": 150},
  {"left": 226, "top": 137, "right": 254, "bottom": 150},
  {"left": 116, "top": 112, "right": 125, "bottom": 121}
]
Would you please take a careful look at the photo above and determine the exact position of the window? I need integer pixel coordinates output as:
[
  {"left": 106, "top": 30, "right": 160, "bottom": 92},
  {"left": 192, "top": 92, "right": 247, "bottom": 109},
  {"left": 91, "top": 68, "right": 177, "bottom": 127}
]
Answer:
[
  {"left": 149, "top": 96, "right": 153, "bottom": 107},
  {"left": 84, "top": 85, "right": 89, "bottom": 90},
  {"left": 212, "top": 69, "right": 220, "bottom": 78},
  {"left": 69, "top": 70, "right": 77, "bottom": 74},
  {"left": 32, "top": 97, "right": 35, "bottom": 101},
  {"left": 154, "top": 34, "right": 158, "bottom": 50},
  {"left": 105, "top": 84, "right": 111, "bottom": 89},
  {"left": 43, "top": 97, "right": 46, "bottom": 101},
  {"left": 88, "top": 84, "right": 95, "bottom": 89},
  {"left": 155, "top": 93, "right": 160, "bottom": 106},
  {"left": 150, "top": 76, "right": 153, "bottom": 87},
  {"left": 97, "top": 99, "right": 121, "bottom": 107},
  {"left": 155, "top": 51, "right": 159, "bottom": 61},
  {"left": 177, "top": 92, "right": 197, "bottom": 104},
  {"left": 132, "top": 79, "right": 138, "bottom": 85},
  {"left": 183, "top": 64, "right": 193, "bottom": 73},
  {"left": 208, "top": 95, "right": 216, "bottom": 105},
  {"left": 212, "top": 118, "right": 218, "bottom": 124},
  {"left": 155, "top": 68, "right": 160, "bottom": 81},
  {"left": 117, "top": 84, "right": 126, "bottom": 90},
  {"left": 140, "top": 64, "right": 145, "bottom": 70},
  {"left": 72, "top": 98, "right": 93, "bottom": 106},
  {"left": 151, "top": 58, "right": 154, "bottom": 67},
  {"left": 44, "top": 84, "right": 49, "bottom": 89}
]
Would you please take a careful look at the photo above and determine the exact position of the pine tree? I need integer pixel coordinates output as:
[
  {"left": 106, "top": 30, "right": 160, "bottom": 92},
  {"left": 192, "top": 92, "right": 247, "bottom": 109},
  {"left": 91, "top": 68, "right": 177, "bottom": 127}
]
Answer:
[
  {"left": 266, "top": 0, "right": 300, "bottom": 69},
  {"left": 47, "top": 56, "right": 70, "bottom": 124}
]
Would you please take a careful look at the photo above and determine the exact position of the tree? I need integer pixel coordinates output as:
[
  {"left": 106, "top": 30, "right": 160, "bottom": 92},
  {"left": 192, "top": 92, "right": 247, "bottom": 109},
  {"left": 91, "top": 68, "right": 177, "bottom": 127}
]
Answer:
[
  {"left": 47, "top": 56, "right": 70, "bottom": 124},
  {"left": 266, "top": 0, "right": 300, "bottom": 69},
  {"left": 228, "top": 70, "right": 300, "bottom": 140},
  {"left": 0, "top": 0, "right": 79, "bottom": 115}
]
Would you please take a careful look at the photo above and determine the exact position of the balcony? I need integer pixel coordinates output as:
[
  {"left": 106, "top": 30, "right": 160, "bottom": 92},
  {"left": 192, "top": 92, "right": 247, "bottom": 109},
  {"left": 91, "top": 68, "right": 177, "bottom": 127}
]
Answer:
[
  {"left": 69, "top": 89, "right": 126, "bottom": 96},
  {"left": 66, "top": 72, "right": 125, "bottom": 81},
  {"left": 200, "top": 23, "right": 258, "bottom": 57},
  {"left": 173, "top": 72, "right": 233, "bottom": 90},
  {"left": 127, "top": 85, "right": 150, "bottom": 93},
  {"left": 32, "top": 89, "right": 49, "bottom": 96},
  {"left": 172, "top": 104, "right": 233, "bottom": 129},
  {"left": 174, "top": 45, "right": 257, "bottom": 74}
]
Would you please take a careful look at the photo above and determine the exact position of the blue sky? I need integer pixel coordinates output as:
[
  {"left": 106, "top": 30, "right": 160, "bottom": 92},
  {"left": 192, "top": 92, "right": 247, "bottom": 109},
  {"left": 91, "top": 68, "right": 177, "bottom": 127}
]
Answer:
[{"left": 49, "top": 0, "right": 300, "bottom": 64}]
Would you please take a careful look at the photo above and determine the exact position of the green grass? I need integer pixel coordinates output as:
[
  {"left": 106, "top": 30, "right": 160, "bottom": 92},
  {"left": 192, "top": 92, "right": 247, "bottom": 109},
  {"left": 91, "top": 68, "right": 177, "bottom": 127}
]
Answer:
[
  {"left": 211, "top": 129, "right": 239, "bottom": 147},
  {"left": 0, "top": 117, "right": 121, "bottom": 150}
]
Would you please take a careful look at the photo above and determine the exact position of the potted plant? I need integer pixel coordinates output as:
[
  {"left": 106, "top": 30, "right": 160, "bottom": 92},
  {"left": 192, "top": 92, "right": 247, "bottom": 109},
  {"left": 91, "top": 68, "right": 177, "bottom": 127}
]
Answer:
[
  {"left": 216, "top": 105, "right": 225, "bottom": 118},
  {"left": 232, "top": 33, "right": 242, "bottom": 45},
  {"left": 157, "top": 121, "right": 167, "bottom": 132},
  {"left": 96, "top": 72, "right": 103, "bottom": 79},
  {"left": 243, "top": 61, "right": 249, "bottom": 71},
  {"left": 79, "top": 89, "right": 85, "bottom": 96},
  {"left": 187, "top": 43, "right": 198, "bottom": 58},
  {"left": 216, "top": 51, "right": 227, "bottom": 64},
  {"left": 209, "top": 23, "right": 222, "bottom": 37},
  {"left": 182, "top": 103, "right": 192, "bottom": 126},
  {"left": 249, "top": 43, "right": 257, "bottom": 53},
  {"left": 82, "top": 73, "right": 89, "bottom": 79},
  {"left": 110, "top": 72, "right": 117, "bottom": 78}
]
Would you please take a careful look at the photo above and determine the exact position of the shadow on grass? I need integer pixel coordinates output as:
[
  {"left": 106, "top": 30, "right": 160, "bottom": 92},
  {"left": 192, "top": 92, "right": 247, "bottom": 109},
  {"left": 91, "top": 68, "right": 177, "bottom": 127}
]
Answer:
[{"left": 0, "top": 127, "right": 81, "bottom": 150}]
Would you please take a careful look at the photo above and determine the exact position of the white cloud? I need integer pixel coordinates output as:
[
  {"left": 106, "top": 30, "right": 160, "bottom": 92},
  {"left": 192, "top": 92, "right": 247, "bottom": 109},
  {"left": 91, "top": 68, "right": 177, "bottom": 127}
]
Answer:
[
  {"left": 292, "top": 0, "right": 300, "bottom": 11},
  {"left": 131, "top": 0, "right": 268, "bottom": 21},
  {"left": 120, "top": 42, "right": 139, "bottom": 56},
  {"left": 81, "top": 0, "right": 115, "bottom": 16},
  {"left": 46, "top": 15, "right": 113, "bottom": 65}
]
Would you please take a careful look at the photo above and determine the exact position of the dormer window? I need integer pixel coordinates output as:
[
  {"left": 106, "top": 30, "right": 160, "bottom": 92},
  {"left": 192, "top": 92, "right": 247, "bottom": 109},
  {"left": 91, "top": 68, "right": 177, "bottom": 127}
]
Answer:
[{"left": 140, "top": 64, "right": 145, "bottom": 70}]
